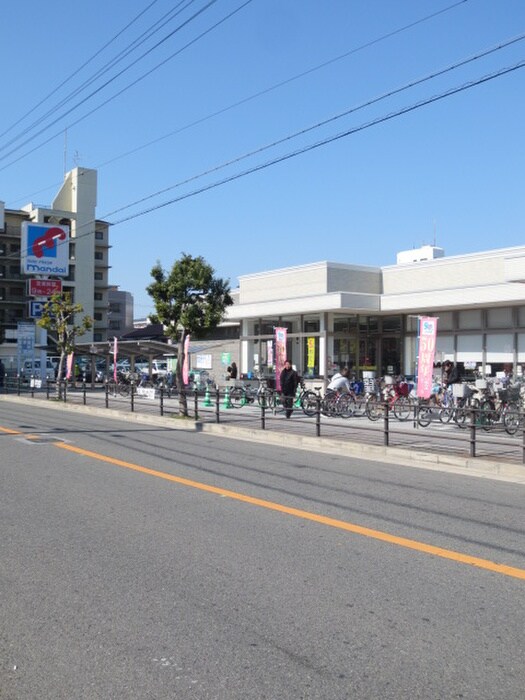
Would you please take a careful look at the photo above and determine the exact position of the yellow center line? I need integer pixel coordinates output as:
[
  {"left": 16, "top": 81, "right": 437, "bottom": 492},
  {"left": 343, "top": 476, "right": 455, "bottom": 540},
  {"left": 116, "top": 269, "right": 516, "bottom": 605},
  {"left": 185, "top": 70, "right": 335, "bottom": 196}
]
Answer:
[
  {"left": 0, "top": 426, "right": 22, "bottom": 435},
  {"left": 53, "top": 441, "right": 525, "bottom": 581}
]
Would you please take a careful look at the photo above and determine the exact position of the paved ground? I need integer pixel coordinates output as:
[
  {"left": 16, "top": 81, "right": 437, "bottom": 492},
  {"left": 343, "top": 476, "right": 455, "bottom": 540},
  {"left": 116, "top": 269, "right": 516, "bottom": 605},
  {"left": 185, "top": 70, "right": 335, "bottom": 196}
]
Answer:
[{"left": 2, "top": 385, "right": 525, "bottom": 484}]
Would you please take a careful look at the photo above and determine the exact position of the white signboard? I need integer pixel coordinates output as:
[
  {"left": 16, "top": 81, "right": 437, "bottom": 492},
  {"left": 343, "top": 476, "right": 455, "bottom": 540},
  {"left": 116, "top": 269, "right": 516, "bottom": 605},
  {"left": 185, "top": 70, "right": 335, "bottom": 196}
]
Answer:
[
  {"left": 21, "top": 222, "right": 69, "bottom": 277},
  {"left": 195, "top": 354, "right": 212, "bottom": 369}
]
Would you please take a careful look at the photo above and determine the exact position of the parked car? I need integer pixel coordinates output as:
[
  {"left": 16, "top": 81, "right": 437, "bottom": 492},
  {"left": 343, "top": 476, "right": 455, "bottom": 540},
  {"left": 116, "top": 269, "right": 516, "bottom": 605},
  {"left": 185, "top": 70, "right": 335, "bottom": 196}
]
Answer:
[{"left": 20, "top": 358, "right": 56, "bottom": 381}]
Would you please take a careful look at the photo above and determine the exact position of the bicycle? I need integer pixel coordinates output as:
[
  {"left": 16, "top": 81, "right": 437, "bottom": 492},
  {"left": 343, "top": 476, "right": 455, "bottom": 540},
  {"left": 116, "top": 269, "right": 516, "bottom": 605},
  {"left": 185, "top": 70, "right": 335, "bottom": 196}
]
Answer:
[{"left": 365, "top": 377, "right": 414, "bottom": 422}]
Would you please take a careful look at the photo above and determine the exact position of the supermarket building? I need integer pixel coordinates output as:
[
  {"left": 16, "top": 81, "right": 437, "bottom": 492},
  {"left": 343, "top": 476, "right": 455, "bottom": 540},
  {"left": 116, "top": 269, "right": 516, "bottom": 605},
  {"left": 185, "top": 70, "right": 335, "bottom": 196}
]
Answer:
[{"left": 226, "top": 244, "right": 525, "bottom": 381}]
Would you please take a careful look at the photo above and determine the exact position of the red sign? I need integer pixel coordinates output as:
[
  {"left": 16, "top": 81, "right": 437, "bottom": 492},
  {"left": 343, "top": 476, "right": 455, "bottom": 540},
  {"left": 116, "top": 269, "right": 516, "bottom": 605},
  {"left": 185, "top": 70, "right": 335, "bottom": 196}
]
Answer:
[{"left": 28, "top": 279, "right": 62, "bottom": 297}]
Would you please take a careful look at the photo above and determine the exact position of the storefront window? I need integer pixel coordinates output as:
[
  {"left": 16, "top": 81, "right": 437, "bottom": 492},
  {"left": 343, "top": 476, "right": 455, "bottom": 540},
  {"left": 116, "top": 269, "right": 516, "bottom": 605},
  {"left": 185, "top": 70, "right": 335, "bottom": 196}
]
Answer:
[
  {"left": 333, "top": 315, "right": 357, "bottom": 333},
  {"left": 303, "top": 318, "right": 320, "bottom": 333},
  {"left": 381, "top": 316, "right": 401, "bottom": 333},
  {"left": 333, "top": 338, "right": 358, "bottom": 373}
]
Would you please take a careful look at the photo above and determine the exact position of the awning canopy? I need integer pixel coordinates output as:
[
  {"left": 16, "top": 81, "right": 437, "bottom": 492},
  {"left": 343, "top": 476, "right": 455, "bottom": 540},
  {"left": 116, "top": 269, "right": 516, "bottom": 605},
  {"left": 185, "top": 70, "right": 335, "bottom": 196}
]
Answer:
[{"left": 74, "top": 339, "right": 177, "bottom": 363}]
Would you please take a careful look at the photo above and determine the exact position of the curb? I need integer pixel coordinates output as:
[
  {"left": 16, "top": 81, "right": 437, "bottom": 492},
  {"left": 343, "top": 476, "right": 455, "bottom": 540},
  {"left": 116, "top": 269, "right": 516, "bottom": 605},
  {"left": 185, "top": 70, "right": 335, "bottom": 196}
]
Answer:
[
  {"left": 0, "top": 394, "right": 199, "bottom": 432},
  {"left": 2, "top": 394, "right": 524, "bottom": 484}
]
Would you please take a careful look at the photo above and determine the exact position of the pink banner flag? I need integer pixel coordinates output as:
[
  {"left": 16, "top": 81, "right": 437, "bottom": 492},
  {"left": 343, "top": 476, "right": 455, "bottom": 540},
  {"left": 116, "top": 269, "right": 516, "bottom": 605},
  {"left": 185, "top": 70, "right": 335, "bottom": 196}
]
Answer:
[
  {"left": 274, "top": 327, "right": 287, "bottom": 391},
  {"left": 113, "top": 337, "right": 118, "bottom": 382},
  {"left": 66, "top": 353, "right": 74, "bottom": 380},
  {"left": 416, "top": 316, "right": 438, "bottom": 398},
  {"left": 182, "top": 334, "right": 190, "bottom": 385}
]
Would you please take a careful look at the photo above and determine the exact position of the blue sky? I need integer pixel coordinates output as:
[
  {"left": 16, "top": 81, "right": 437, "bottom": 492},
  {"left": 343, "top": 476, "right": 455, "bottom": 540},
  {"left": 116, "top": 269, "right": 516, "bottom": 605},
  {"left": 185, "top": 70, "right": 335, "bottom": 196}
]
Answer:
[{"left": 1, "top": 0, "right": 525, "bottom": 316}]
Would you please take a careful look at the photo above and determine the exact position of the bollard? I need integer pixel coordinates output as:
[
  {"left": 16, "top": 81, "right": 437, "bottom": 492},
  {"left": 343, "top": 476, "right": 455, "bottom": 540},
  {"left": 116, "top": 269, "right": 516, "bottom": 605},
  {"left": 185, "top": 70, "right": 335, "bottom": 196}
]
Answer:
[
  {"left": 203, "top": 386, "right": 213, "bottom": 407},
  {"left": 223, "top": 386, "right": 233, "bottom": 409},
  {"left": 215, "top": 387, "right": 220, "bottom": 423}
]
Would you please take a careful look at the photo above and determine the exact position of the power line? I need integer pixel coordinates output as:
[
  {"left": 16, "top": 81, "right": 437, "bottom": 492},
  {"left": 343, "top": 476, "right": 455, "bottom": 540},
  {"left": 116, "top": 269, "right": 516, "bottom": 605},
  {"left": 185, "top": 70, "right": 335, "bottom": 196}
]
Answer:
[
  {"left": 4, "top": 56, "right": 524, "bottom": 270},
  {"left": 0, "top": 0, "right": 221, "bottom": 163},
  {"left": 5, "top": 0, "right": 468, "bottom": 204},
  {"left": 0, "top": 0, "right": 254, "bottom": 172},
  {"left": 0, "top": 0, "right": 163, "bottom": 143},
  {"left": 103, "top": 32, "right": 525, "bottom": 219},
  {"left": 107, "top": 58, "right": 525, "bottom": 226},
  {"left": 95, "top": 0, "right": 470, "bottom": 171}
]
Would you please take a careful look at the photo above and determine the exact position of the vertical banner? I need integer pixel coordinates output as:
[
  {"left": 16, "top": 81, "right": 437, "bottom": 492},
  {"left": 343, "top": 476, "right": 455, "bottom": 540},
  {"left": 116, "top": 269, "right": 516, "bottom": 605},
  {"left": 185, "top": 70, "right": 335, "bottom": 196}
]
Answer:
[
  {"left": 113, "top": 337, "right": 118, "bottom": 382},
  {"left": 275, "top": 327, "right": 287, "bottom": 391},
  {"left": 307, "top": 337, "right": 315, "bottom": 371},
  {"left": 182, "top": 334, "right": 190, "bottom": 385},
  {"left": 416, "top": 316, "right": 438, "bottom": 398},
  {"left": 66, "top": 353, "right": 74, "bottom": 380},
  {"left": 267, "top": 340, "right": 274, "bottom": 368}
]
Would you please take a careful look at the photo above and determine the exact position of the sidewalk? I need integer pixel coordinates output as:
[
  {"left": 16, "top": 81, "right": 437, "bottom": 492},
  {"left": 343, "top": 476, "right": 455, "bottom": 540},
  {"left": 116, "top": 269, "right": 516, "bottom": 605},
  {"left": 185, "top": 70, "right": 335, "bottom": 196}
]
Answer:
[{"left": 2, "top": 393, "right": 525, "bottom": 485}]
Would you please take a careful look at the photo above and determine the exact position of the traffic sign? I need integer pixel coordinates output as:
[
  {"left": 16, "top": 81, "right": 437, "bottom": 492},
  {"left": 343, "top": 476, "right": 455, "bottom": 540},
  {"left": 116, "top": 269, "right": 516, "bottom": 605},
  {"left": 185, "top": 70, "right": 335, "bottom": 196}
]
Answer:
[{"left": 29, "top": 301, "right": 46, "bottom": 318}]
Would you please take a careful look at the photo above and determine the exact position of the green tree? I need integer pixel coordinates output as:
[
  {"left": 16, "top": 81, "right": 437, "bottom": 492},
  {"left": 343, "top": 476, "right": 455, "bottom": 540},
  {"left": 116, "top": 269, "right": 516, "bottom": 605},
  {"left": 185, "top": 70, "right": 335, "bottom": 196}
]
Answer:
[
  {"left": 37, "top": 291, "right": 93, "bottom": 398},
  {"left": 147, "top": 254, "right": 233, "bottom": 416}
]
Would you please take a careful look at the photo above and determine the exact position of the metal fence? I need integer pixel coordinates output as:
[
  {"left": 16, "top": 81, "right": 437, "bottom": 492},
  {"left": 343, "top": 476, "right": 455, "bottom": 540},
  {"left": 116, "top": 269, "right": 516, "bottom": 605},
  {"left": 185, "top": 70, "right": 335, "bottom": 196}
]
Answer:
[{"left": 2, "top": 377, "right": 525, "bottom": 467}]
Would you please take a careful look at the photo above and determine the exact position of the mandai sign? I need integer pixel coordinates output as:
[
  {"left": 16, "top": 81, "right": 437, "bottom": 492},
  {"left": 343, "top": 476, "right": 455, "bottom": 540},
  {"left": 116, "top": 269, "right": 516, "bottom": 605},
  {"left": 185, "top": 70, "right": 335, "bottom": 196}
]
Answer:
[{"left": 21, "top": 222, "right": 69, "bottom": 277}]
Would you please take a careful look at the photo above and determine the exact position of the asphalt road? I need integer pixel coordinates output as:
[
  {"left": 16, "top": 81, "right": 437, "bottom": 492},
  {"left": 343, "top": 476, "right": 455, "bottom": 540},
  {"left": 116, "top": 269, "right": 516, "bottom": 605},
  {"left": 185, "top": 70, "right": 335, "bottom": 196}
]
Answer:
[{"left": 1, "top": 402, "right": 524, "bottom": 700}]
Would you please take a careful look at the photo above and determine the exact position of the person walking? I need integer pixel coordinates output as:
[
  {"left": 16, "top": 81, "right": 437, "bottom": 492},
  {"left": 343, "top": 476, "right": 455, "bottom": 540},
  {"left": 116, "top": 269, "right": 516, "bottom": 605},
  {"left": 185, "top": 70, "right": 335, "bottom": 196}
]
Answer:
[{"left": 279, "top": 360, "right": 299, "bottom": 418}]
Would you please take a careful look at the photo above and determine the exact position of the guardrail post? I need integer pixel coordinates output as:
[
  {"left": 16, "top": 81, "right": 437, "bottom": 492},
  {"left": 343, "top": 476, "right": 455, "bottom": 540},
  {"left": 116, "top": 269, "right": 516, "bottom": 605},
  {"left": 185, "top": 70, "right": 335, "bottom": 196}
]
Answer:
[
  {"left": 105, "top": 380, "right": 109, "bottom": 408},
  {"left": 383, "top": 400, "right": 389, "bottom": 446},
  {"left": 46, "top": 380, "right": 50, "bottom": 400},
  {"left": 261, "top": 400, "right": 266, "bottom": 430},
  {"left": 315, "top": 396, "right": 321, "bottom": 437},
  {"left": 63, "top": 380, "right": 67, "bottom": 403},
  {"left": 130, "top": 382, "right": 135, "bottom": 412},
  {"left": 469, "top": 406, "right": 476, "bottom": 458},
  {"left": 194, "top": 388, "right": 199, "bottom": 421},
  {"left": 82, "top": 379, "right": 87, "bottom": 405},
  {"left": 215, "top": 387, "right": 220, "bottom": 423},
  {"left": 160, "top": 386, "right": 164, "bottom": 416},
  {"left": 30, "top": 375, "right": 35, "bottom": 399},
  {"left": 17, "top": 375, "right": 21, "bottom": 396}
]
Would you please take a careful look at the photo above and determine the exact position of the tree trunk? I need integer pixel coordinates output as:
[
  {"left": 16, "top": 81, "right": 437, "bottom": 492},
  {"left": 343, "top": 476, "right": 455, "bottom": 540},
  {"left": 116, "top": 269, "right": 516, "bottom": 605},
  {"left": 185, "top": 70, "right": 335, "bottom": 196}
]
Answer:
[
  {"left": 56, "top": 353, "right": 66, "bottom": 400},
  {"left": 176, "top": 337, "right": 188, "bottom": 416}
]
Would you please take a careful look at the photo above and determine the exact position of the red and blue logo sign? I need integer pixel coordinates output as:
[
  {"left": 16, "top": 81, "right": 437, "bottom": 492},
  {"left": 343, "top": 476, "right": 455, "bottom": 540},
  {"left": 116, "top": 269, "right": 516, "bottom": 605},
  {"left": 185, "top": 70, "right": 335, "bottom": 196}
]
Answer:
[
  {"left": 27, "top": 224, "right": 66, "bottom": 259},
  {"left": 21, "top": 222, "right": 69, "bottom": 276}
]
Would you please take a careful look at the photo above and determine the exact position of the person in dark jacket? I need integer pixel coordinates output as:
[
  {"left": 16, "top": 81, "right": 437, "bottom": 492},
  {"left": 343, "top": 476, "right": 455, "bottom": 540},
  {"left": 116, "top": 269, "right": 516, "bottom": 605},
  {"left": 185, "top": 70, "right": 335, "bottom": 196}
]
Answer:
[
  {"left": 442, "top": 360, "right": 460, "bottom": 387},
  {"left": 279, "top": 360, "right": 299, "bottom": 418},
  {"left": 226, "top": 362, "right": 238, "bottom": 380}
]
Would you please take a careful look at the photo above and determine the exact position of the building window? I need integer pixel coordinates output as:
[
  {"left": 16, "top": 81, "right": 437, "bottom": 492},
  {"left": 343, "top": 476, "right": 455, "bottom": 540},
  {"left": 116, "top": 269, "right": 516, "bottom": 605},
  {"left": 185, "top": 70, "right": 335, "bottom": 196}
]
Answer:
[
  {"left": 94, "top": 272, "right": 103, "bottom": 280},
  {"left": 94, "top": 333, "right": 102, "bottom": 342},
  {"left": 95, "top": 251, "right": 103, "bottom": 260},
  {"left": 109, "top": 302, "right": 121, "bottom": 313},
  {"left": 94, "top": 312, "right": 103, "bottom": 321},
  {"left": 95, "top": 230, "right": 104, "bottom": 240},
  {"left": 458, "top": 310, "right": 482, "bottom": 330},
  {"left": 382, "top": 316, "right": 401, "bottom": 333},
  {"left": 109, "top": 320, "right": 121, "bottom": 330},
  {"left": 94, "top": 292, "right": 103, "bottom": 301},
  {"left": 487, "top": 308, "right": 513, "bottom": 329}
]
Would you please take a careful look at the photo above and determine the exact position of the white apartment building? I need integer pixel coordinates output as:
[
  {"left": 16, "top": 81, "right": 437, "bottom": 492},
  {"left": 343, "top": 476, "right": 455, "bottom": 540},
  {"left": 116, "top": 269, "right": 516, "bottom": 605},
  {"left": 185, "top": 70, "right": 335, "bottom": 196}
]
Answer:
[
  {"left": 226, "top": 244, "right": 525, "bottom": 381},
  {"left": 0, "top": 167, "right": 111, "bottom": 368}
]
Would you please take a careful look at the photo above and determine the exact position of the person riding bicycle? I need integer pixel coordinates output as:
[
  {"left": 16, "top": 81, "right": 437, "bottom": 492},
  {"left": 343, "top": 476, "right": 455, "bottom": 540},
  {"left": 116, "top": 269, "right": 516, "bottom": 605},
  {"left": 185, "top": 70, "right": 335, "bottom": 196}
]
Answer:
[{"left": 327, "top": 367, "right": 352, "bottom": 394}]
